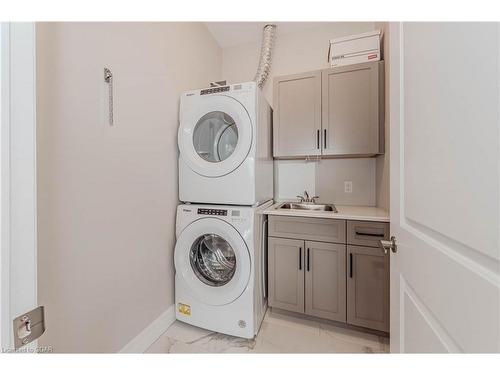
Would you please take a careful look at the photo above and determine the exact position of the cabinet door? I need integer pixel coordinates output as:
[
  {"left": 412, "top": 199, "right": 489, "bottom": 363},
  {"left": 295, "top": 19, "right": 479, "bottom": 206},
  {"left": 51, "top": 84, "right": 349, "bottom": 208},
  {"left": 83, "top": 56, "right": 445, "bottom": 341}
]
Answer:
[
  {"left": 273, "top": 71, "right": 322, "bottom": 157},
  {"left": 268, "top": 237, "right": 305, "bottom": 313},
  {"left": 347, "top": 245, "right": 389, "bottom": 332},
  {"left": 322, "top": 61, "right": 384, "bottom": 156},
  {"left": 304, "top": 241, "right": 346, "bottom": 322}
]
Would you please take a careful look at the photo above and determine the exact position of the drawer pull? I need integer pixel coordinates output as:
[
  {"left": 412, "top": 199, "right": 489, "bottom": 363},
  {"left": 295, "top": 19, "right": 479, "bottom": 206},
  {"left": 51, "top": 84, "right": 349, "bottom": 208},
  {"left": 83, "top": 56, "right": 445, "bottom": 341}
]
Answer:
[
  {"left": 355, "top": 231, "right": 385, "bottom": 237},
  {"left": 299, "top": 247, "right": 302, "bottom": 270}
]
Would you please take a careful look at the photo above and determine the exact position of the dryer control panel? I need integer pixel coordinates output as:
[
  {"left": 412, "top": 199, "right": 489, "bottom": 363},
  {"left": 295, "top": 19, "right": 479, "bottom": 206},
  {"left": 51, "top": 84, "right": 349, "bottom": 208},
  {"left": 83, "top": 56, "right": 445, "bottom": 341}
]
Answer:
[
  {"left": 197, "top": 208, "right": 228, "bottom": 216},
  {"left": 200, "top": 86, "right": 230, "bottom": 95}
]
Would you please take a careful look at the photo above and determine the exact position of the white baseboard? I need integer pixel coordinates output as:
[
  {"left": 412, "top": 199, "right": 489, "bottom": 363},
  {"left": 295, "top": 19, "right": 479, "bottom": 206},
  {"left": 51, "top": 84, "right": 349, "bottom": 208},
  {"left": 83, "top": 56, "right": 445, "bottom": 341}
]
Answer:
[{"left": 119, "top": 305, "right": 176, "bottom": 353}]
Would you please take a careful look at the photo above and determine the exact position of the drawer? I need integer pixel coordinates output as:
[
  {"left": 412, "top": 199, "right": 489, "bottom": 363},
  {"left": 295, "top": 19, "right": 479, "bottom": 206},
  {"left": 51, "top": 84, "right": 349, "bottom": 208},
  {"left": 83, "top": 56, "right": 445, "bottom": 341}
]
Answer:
[
  {"left": 269, "top": 216, "right": 346, "bottom": 244},
  {"left": 347, "top": 220, "right": 389, "bottom": 247}
]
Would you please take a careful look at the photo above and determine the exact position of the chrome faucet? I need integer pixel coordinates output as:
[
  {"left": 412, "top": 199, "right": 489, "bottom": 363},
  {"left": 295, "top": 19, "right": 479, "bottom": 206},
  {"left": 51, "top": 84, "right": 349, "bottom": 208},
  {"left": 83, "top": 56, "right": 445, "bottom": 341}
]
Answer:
[
  {"left": 296, "top": 190, "right": 307, "bottom": 202},
  {"left": 296, "top": 191, "right": 319, "bottom": 203}
]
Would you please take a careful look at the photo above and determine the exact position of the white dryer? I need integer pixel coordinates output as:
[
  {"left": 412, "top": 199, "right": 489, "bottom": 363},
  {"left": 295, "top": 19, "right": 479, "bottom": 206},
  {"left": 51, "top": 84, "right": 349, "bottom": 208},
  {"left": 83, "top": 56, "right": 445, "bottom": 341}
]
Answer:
[
  {"left": 178, "top": 82, "right": 273, "bottom": 205},
  {"left": 174, "top": 201, "right": 271, "bottom": 338}
]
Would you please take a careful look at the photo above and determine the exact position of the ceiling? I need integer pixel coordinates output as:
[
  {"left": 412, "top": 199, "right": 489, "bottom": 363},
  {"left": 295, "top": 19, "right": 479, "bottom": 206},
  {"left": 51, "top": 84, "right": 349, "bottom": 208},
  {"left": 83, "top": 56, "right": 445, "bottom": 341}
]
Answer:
[{"left": 204, "top": 22, "right": 336, "bottom": 48}]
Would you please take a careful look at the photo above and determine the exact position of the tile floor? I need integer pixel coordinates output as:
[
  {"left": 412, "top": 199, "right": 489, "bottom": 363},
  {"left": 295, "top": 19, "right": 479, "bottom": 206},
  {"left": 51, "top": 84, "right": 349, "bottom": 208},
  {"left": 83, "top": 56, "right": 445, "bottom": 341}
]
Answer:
[{"left": 146, "top": 309, "right": 390, "bottom": 353}]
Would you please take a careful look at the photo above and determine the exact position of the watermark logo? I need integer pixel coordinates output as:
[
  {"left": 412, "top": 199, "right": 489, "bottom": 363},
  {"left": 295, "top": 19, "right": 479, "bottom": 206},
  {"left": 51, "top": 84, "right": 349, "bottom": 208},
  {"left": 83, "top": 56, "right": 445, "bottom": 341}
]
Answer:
[{"left": 1, "top": 346, "right": 53, "bottom": 353}]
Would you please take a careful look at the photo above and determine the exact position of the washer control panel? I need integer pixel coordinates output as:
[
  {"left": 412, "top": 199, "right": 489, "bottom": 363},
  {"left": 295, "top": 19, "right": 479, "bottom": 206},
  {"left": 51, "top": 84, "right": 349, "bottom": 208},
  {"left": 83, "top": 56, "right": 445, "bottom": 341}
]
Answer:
[{"left": 197, "top": 208, "right": 228, "bottom": 216}]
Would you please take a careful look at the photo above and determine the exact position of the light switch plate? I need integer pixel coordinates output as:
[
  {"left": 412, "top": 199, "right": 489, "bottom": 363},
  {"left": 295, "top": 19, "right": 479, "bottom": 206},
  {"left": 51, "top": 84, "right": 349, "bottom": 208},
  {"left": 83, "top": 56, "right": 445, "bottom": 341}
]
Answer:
[{"left": 344, "top": 181, "right": 353, "bottom": 193}]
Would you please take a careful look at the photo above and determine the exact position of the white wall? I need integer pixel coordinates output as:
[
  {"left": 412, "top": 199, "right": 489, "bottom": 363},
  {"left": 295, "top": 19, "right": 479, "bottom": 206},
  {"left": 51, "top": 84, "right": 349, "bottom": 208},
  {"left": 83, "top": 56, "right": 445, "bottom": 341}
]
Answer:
[
  {"left": 223, "top": 22, "right": 386, "bottom": 206},
  {"left": 36, "top": 22, "right": 222, "bottom": 353},
  {"left": 274, "top": 158, "right": 376, "bottom": 205}
]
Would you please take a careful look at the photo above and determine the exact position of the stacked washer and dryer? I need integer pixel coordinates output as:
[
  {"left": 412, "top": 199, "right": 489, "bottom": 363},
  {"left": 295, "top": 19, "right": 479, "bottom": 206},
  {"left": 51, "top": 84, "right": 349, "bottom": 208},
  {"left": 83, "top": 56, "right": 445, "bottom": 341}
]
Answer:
[{"left": 174, "top": 82, "right": 273, "bottom": 339}]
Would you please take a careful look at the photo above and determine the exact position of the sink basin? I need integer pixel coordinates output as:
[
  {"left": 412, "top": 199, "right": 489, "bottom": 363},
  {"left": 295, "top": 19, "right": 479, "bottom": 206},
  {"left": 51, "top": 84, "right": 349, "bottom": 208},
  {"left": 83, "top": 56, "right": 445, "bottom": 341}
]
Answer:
[{"left": 277, "top": 202, "right": 338, "bottom": 212}]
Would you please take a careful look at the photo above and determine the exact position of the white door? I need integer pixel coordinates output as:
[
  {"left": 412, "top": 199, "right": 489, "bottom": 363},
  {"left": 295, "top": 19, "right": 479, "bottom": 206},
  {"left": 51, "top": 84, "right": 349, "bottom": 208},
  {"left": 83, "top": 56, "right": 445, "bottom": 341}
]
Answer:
[
  {"left": 178, "top": 95, "right": 253, "bottom": 177},
  {"left": 389, "top": 22, "right": 500, "bottom": 353},
  {"left": 174, "top": 218, "right": 251, "bottom": 306}
]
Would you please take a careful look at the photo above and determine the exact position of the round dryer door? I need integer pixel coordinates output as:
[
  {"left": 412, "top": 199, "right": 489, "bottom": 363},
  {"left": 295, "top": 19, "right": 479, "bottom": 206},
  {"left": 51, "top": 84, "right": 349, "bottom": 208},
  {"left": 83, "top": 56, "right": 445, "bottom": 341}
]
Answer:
[
  {"left": 178, "top": 95, "right": 252, "bottom": 177},
  {"left": 174, "top": 217, "right": 251, "bottom": 306}
]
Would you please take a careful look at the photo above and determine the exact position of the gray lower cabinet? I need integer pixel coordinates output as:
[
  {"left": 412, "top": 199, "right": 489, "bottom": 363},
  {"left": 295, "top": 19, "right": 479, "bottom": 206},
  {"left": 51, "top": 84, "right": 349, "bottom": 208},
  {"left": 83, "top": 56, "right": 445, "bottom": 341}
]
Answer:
[
  {"left": 305, "top": 241, "right": 346, "bottom": 322},
  {"left": 268, "top": 237, "right": 305, "bottom": 313},
  {"left": 347, "top": 245, "right": 390, "bottom": 332},
  {"left": 347, "top": 220, "right": 389, "bottom": 248},
  {"left": 268, "top": 215, "right": 345, "bottom": 243},
  {"left": 267, "top": 215, "right": 390, "bottom": 333},
  {"left": 268, "top": 237, "right": 346, "bottom": 323}
]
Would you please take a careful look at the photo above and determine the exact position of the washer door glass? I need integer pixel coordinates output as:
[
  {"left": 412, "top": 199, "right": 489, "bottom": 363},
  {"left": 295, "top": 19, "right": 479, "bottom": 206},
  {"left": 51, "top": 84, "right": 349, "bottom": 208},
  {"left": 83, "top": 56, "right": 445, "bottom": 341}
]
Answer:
[
  {"left": 190, "top": 234, "right": 236, "bottom": 286},
  {"left": 192, "top": 111, "right": 238, "bottom": 163}
]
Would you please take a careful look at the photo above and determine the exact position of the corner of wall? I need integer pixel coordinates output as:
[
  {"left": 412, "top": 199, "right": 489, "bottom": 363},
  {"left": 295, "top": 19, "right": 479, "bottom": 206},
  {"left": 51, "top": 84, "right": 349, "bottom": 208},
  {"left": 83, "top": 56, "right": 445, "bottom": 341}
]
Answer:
[{"left": 119, "top": 305, "right": 176, "bottom": 353}]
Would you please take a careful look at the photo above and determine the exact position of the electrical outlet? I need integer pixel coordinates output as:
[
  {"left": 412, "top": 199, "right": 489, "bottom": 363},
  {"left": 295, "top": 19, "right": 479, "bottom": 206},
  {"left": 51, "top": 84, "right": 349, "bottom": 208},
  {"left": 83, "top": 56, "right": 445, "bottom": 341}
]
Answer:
[{"left": 344, "top": 181, "right": 353, "bottom": 193}]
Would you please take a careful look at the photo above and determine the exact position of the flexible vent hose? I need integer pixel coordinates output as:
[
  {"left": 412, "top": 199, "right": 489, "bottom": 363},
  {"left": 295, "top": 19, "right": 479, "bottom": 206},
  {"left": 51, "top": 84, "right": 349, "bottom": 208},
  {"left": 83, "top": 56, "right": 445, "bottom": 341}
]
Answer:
[{"left": 254, "top": 24, "right": 277, "bottom": 89}]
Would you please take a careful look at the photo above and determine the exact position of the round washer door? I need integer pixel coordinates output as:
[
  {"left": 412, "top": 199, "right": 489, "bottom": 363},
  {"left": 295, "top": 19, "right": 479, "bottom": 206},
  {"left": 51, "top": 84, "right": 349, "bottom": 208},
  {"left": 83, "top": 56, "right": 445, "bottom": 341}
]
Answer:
[
  {"left": 178, "top": 95, "right": 252, "bottom": 177},
  {"left": 174, "top": 217, "right": 251, "bottom": 306}
]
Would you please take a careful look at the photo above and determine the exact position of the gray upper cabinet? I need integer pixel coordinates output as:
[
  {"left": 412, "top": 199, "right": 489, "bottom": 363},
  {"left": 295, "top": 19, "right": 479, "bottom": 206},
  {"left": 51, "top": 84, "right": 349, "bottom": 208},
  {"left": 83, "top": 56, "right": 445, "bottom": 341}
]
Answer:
[
  {"left": 272, "top": 61, "right": 384, "bottom": 158},
  {"left": 273, "top": 71, "right": 321, "bottom": 157},
  {"left": 268, "top": 237, "right": 305, "bottom": 313},
  {"left": 322, "top": 61, "right": 384, "bottom": 156},
  {"left": 347, "top": 245, "right": 389, "bottom": 332},
  {"left": 305, "top": 241, "right": 346, "bottom": 322}
]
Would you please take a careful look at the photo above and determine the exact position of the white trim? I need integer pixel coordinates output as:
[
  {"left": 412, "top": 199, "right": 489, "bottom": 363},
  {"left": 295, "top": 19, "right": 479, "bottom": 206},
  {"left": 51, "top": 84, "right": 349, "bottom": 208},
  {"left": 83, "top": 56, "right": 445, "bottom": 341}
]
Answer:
[
  {"left": 0, "top": 21, "right": 12, "bottom": 350},
  {"left": 119, "top": 305, "right": 176, "bottom": 353},
  {"left": 400, "top": 276, "right": 458, "bottom": 353},
  {"left": 0, "top": 22, "right": 37, "bottom": 351},
  {"left": 388, "top": 21, "right": 401, "bottom": 354}
]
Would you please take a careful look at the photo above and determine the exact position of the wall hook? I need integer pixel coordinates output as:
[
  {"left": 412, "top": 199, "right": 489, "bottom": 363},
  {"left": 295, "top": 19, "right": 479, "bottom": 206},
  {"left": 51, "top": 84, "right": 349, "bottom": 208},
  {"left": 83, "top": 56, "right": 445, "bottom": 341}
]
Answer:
[{"left": 104, "top": 67, "right": 113, "bottom": 125}]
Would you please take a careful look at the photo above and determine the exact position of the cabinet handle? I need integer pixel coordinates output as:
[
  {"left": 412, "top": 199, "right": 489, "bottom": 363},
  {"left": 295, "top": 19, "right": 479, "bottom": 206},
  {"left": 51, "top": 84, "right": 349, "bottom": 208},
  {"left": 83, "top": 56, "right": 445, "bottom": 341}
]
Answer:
[
  {"left": 316, "top": 130, "right": 320, "bottom": 149},
  {"left": 349, "top": 253, "right": 353, "bottom": 278},
  {"left": 324, "top": 129, "right": 327, "bottom": 149},
  {"left": 299, "top": 247, "right": 302, "bottom": 270},
  {"left": 307, "top": 248, "right": 310, "bottom": 272},
  {"left": 355, "top": 231, "right": 385, "bottom": 237}
]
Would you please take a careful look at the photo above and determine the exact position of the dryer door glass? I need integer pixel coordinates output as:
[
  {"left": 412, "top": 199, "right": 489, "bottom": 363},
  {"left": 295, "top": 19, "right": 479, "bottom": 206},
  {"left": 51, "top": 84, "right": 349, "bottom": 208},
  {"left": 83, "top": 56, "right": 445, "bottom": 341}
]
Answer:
[
  {"left": 192, "top": 111, "right": 238, "bottom": 163},
  {"left": 190, "top": 234, "right": 237, "bottom": 287}
]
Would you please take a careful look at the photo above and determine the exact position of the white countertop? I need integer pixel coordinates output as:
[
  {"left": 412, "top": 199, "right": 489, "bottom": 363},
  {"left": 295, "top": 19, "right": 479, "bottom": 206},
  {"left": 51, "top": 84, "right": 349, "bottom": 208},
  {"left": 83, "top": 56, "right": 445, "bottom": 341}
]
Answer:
[{"left": 263, "top": 202, "right": 390, "bottom": 222}]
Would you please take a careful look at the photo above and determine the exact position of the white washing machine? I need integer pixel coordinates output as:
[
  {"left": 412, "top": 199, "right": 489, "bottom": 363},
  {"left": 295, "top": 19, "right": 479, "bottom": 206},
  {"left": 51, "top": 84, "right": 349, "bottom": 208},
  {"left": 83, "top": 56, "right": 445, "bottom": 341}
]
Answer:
[
  {"left": 174, "top": 201, "right": 272, "bottom": 338},
  {"left": 178, "top": 82, "right": 273, "bottom": 206}
]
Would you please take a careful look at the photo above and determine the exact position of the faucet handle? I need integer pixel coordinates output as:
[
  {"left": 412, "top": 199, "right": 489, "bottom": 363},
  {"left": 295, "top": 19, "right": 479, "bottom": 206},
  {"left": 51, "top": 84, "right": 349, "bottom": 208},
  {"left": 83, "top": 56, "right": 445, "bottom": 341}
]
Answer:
[
  {"left": 311, "top": 196, "right": 319, "bottom": 203},
  {"left": 296, "top": 195, "right": 305, "bottom": 202}
]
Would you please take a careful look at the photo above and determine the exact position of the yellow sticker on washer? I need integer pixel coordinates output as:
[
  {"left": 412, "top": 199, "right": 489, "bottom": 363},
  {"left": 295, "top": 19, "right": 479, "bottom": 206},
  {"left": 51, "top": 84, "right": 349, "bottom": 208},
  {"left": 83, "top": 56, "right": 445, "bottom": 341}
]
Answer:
[{"left": 178, "top": 303, "right": 191, "bottom": 316}]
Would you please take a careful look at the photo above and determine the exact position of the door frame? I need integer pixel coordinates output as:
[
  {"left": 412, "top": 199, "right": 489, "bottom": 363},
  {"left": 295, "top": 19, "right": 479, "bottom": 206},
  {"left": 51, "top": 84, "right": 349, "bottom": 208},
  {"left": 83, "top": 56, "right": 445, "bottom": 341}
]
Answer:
[
  {"left": 0, "top": 22, "right": 38, "bottom": 351},
  {"left": 388, "top": 21, "right": 401, "bottom": 353}
]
